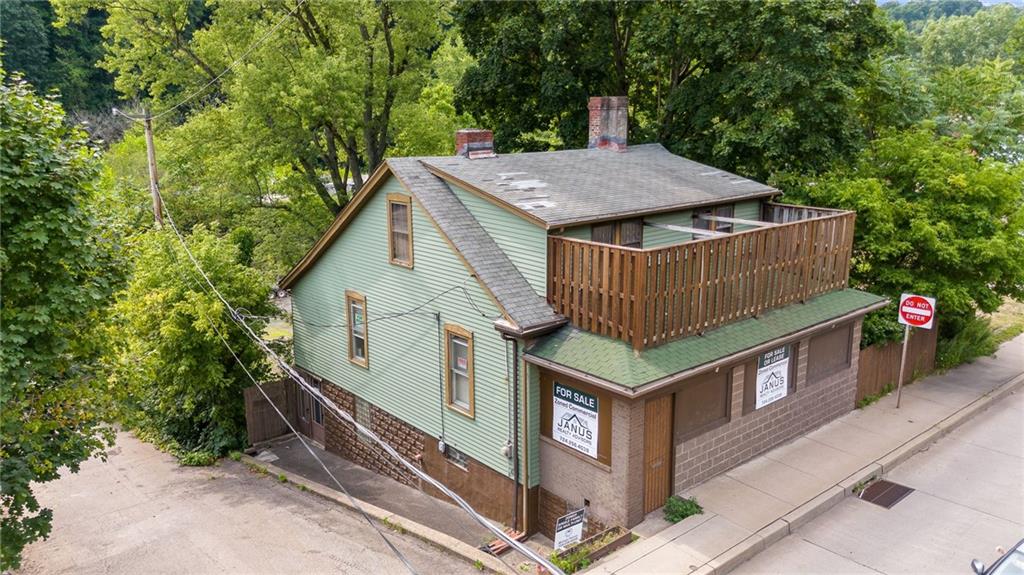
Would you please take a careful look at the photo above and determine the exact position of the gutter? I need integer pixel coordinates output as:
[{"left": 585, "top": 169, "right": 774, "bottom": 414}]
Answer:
[{"left": 523, "top": 298, "right": 890, "bottom": 399}]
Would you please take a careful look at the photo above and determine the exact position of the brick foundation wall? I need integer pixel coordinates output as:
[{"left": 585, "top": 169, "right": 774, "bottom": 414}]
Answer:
[
  {"left": 537, "top": 487, "right": 608, "bottom": 542},
  {"left": 673, "top": 320, "right": 863, "bottom": 491},
  {"left": 320, "top": 381, "right": 422, "bottom": 487}
]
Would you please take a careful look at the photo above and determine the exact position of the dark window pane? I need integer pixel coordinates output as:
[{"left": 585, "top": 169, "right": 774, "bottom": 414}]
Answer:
[
  {"left": 675, "top": 370, "right": 730, "bottom": 439},
  {"left": 807, "top": 324, "right": 853, "bottom": 383},
  {"left": 620, "top": 219, "right": 643, "bottom": 248},
  {"left": 592, "top": 222, "right": 615, "bottom": 244}
]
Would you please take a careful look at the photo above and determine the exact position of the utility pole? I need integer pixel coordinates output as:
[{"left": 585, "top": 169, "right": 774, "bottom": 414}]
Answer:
[{"left": 143, "top": 108, "right": 163, "bottom": 227}]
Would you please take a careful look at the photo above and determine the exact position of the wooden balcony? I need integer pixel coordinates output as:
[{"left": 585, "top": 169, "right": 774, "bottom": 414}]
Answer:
[{"left": 546, "top": 203, "right": 856, "bottom": 350}]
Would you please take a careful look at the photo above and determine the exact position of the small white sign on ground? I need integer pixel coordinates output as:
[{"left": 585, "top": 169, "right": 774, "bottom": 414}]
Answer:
[
  {"left": 553, "top": 508, "right": 586, "bottom": 550},
  {"left": 755, "top": 345, "right": 790, "bottom": 409}
]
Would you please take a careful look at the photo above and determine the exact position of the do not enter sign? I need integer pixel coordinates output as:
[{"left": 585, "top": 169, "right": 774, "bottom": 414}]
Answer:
[{"left": 898, "top": 293, "right": 936, "bottom": 330}]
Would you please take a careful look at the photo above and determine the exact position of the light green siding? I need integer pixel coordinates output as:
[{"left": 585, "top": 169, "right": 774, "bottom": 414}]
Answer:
[
  {"left": 559, "top": 225, "right": 591, "bottom": 241},
  {"left": 525, "top": 362, "right": 540, "bottom": 487},
  {"left": 292, "top": 175, "right": 515, "bottom": 478},
  {"left": 448, "top": 184, "right": 548, "bottom": 296},
  {"left": 735, "top": 199, "right": 761, "bottom": 223}
]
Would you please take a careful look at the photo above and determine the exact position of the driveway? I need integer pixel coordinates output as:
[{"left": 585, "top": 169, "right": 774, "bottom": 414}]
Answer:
[
  {"left": 734, "top": 389, "right": 1024, "bottom": 575},
  {"left": 17, "top": 432, "right": 476, "bottom": 574}
]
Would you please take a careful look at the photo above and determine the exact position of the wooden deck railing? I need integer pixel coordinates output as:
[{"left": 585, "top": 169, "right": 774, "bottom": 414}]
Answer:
[{"left": 547, "top": 208, "right": 856, "bottom": 350}]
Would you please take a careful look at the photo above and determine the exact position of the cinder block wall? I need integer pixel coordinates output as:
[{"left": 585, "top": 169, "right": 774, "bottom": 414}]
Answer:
[{"left": 674, "top": 320, "right": 863, "bottom": 491}]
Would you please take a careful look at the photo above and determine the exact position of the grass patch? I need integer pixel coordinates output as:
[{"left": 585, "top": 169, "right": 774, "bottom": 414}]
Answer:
[
  {"left": 246, "top": 462, "right": 269, "bottom": 475},
  {"left": 228, "top": 451, "right": 242, "bottom": 462},
  {"left": 178, "top": 450, "right": 217, "bottom": 467},
  {"left": 473, "top": 559, "right": 485, "bottom": 571},
  {"left": 549, "top": 546, "right": 591, "bottom": 575},
  {"left": 856, "top": 382, "right": 895, "bottom": 409},
  {"left": 663, "top": 495, "right": 703, "bottom": 523},
  {"left": 277, "top": 473, "right": 288, "bottom": 483},
  {"left": 991, "top": 299, "right": 1024, "bottom": 345},
  {"left": 381, "top": 517, "right": 406, "bottom": 534}
]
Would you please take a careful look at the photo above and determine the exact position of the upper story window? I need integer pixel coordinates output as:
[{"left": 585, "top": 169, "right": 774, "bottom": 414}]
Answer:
[
  {"left": 444, "top": 324, "right": 474, "bottom": 417},
  {"left": 694, "top": 204, "right": 734, "bottom": 233},
  {"left": 387, "top": 193, "right": 413, "bottom": 267},
  {"left": 346, "top": 290, "right": 368, "bottom": 368},
  {"left": 591, "top": 218, "right": 643, "bottom": 248}
]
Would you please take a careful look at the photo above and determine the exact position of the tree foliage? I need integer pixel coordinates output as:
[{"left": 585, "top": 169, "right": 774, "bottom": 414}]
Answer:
[
  {"left": 456, "top": 0, "right": 891, "bottom": 180},
  {"left": 787, "top": 127, "right": 1024, "bottom": 344},
  {"left": 0, "top": 73, "right": 121, "bottom": 570},
  {"left": 105, "top": 227, "right": 275, "bottom": 456},
  {"left": 918, "top": 4, "right": 1022, "bottom": 69}
]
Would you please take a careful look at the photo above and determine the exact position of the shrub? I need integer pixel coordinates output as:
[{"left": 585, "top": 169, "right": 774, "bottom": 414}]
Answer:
[
  {"left": 179, "top": 450, "right": 217, "bottom": 467},
  {"left": 663, "top": 496, "right": 703, "bottom": 523},
  {"left": 936, "top": 316, "right": 998, "bottom": 370}
]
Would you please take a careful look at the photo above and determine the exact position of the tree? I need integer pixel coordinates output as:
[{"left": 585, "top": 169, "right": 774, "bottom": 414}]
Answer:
[
  {"left": 786, "top": 127, "right": 1024, "bottom": 345},
  {"left": 918, "top": 4, "right": 1023, "bottom": 69},
  {"left": 455, "top": 0, "right": 891, "bottom": 180},
  {"left": 55, "top": 0, "right": 448, "bottom": 215},
  {"left": 881, "top": 0, "right": 982, "bottom": 32},
  {"left": 0, "top": 73, "right": 122, "bottom": 570},
  {"left": 105, "top": 227, "right": 275, "bottom": 456}
]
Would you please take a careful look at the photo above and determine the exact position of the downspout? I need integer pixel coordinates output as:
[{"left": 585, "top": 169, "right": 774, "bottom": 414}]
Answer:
[{"left": 503, "top": 333, "right": 521, "bottom": 531}]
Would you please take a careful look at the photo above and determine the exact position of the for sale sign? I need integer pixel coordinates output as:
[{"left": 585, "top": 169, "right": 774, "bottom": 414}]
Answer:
[
  {"left": 553, "top": 508, "right": 586, "bottom": 550},
  {"left": 755, "top": 345, "right": 790, "bottom": 410},
  {"left": 553, "top": 382, "right": 599, "bottom": 458},
  {"left": 898, "top": 294, "right": 936, "bottom": 330}
]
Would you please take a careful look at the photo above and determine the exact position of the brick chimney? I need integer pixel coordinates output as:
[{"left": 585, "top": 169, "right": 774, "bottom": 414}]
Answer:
[
  {"left": 588, "top": 96, "right": 628, "bottom": 152},
  {"left": 455, "top": 129, "right": 496, "bottom": 159}
]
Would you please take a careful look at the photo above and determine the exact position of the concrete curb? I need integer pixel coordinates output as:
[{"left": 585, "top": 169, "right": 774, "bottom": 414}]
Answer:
[
  {"left": 703, "top": 369, "right": 1024, "bottom": 575},
  {"left": 238, "top": 454, "right": 516, "bottom": 575}
]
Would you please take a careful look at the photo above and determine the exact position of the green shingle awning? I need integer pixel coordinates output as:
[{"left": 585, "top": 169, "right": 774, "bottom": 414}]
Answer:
[{"left": 526, "top": 289, "right": 887, "bottom": 393}]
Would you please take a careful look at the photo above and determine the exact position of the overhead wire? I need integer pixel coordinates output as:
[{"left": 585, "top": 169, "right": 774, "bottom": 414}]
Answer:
[
  {"left": 154, "top": 195, "right": 564, "bottom": 575},
  {"left": 113, "top": 0, "right": 309, "bottom": 123}
]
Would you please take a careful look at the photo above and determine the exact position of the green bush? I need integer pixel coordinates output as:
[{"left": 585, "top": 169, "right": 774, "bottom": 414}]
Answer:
[
  {"left": 664, "top": 496, "right": 703, "bottom": 523},
  {"left": 178, "top": 450, "right": 217, "bottom": 467},
  {"left": 936, "top": 316, "right": 998, "bottom": 370},
  {"left": 549, "top": 547, "right": 591, "bottom": 575}
]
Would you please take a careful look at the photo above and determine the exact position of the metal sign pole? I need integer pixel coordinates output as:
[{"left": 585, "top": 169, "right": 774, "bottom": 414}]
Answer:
[{"left": 895, "top": 324, "right": 910, "bottom": 408}]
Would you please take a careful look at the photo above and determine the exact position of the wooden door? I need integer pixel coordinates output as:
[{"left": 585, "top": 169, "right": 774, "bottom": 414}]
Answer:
[
  {"left": 311, "top": 384, "right": 325, "bottom": 444},
  {"left": 644, "top": 394, "right": 674, "bottom": 513}
]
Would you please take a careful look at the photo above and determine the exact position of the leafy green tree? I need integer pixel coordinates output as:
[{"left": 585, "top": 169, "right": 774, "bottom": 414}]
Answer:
[
  {"left": 456, "top": 0, "right": 891, "bottom": 180},
  {"left": 0, "top": 73, "right": 122, "bottom": 570},
  {"left": 918, "top": 4, "right": 1023, "bottom": 69},
  {"left": 106, "top": 227, "right": 275, "bottom": 456},
  {"left": 787, "top": 127, "right": 1024, "bottom": 344},
  {"left": 881, "top": 0, "right": 982, "bottom": 32}
]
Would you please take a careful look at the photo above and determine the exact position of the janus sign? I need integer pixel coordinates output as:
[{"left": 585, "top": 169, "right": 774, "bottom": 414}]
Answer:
[{"left": 898, "top": 294, "right": 936, "bottom": 330}]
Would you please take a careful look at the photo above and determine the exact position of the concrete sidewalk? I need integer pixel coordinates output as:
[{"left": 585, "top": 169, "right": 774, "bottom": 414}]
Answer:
[{"left": 590, "top": 334, "right": 1024, "bottom": 575}]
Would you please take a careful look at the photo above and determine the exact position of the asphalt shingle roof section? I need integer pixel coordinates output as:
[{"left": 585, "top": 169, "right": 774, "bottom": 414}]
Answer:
[
  {"left": 526, "top": 289, "right": 888, "bottom": 391},
  {"left": 386, "top": 158, "right": 564, "bottom": 332},
  {"left": 420, "top": 143, "right": 778, "bottom": 227}
]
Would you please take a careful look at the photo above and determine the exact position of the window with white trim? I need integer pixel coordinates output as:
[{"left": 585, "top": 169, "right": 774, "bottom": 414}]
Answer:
[
  {"left": 346, "top": 291, "right": 368, "bottom": 367},
  {"left": 445, "top": 324, "right": 474, "bottom": 417}
]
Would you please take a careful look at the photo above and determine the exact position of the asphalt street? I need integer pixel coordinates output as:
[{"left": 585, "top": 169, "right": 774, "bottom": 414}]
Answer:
[
  {"left": 17, "top": 432, "right": 476, "bottom": 574},
  {"left": 734, "top": 389, "right": 1024, "bottom": 575}
]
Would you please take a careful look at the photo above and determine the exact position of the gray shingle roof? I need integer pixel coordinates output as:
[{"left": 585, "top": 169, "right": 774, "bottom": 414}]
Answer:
[
  {"left": 420, "top": 143, "right": 778, "bottom": 227},
  {"left": 386, "top": 158, "right": 564, "bottom": 333}
]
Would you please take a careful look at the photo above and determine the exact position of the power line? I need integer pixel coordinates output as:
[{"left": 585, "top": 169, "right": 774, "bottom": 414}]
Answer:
[
  {"left": 154, "top": 195, "right": 564, "bottom": 575},
  {"left": 169, "top": 251, "right": 418, "bottom": 575},
  {"left": 114, "top": 0, "right": 308, "bottom": 123}
]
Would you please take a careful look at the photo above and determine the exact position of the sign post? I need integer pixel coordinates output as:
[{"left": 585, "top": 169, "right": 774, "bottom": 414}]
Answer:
[{"left": 896, "top": 294, "right": 936, "bottom": 408}]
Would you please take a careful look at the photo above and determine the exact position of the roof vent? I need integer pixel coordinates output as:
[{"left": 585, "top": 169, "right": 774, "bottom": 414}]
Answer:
[{"left": 455, "top": 129, "right": 496, "bottom": 159}]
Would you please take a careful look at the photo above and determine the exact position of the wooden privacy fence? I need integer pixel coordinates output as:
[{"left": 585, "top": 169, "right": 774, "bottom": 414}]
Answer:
[
  {"left": 243, "top": 377, "right": 301, "bottom": 445},
  {"left": 856, "top": 327, "right": 938, "bottom": 404},
  {"left": 548, "top": 208, "right": 856, "bottom": 350}
]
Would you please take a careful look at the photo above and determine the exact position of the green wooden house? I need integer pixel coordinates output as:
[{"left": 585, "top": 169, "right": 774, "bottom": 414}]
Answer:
[{"left": 277, "top": 96, "right": 887, "bottom": 538}]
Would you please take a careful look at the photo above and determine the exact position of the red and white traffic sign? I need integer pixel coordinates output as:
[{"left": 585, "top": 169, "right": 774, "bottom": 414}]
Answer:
[{"left": 898, "top": 293, "right": 936, "bottom": 330}]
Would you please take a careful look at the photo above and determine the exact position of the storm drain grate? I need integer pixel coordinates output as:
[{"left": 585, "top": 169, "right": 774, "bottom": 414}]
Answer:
[{"left": 859, "top": 479, "right": 914, "bottom": 509}]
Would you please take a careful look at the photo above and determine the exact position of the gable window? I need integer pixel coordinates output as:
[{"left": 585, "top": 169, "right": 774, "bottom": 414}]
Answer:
[
  {"left": 346, "top": 291, "right": 368, "bottom": 367},
  {"left": 694, "top": 204, "right": 735, "bottom": 233},
  {"left": 387, "top": 193, "right": 413, "bottom": 267},
  {"left": 444, "top": 324, "right": 474, "bottom": 417},
  {"left": 591, "top": 218, "right": 643, "bottom": 248}
]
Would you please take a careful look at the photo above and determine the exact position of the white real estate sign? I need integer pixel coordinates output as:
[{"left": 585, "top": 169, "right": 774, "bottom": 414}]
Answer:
[
  {"left": 755, "top": 345, "right": 790, "bottom": 409},
  {"left": 553, "top": 382, "right": 599, "bottom": 458},
  {"left": 553, "top": 508, "right": 586, "bottom": 550}
]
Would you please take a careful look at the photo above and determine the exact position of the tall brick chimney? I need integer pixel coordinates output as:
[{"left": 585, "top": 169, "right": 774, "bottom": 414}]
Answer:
[
  {"left": 588, "top": 96, "right": 628, "bottom": 152},
  {"left": 455, "top": 129, "right": 496, "bottom": 159}
]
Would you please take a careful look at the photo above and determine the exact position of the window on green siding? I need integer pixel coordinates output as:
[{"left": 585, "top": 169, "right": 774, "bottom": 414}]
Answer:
[
  {"left": 694, "top": 204, "right": 734, "bottom": 233},
  {"left": 591, "top": 218, "right": 643, "bottom": 248},
  {"left": 346, "top": 291, "right": 368, "bottom": 368},
  {"left": 387, "top": 193, "right": 413, "bottom": 267},
  {"left": 445, "top": 324, "right": 474, "bottom": 417}
]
